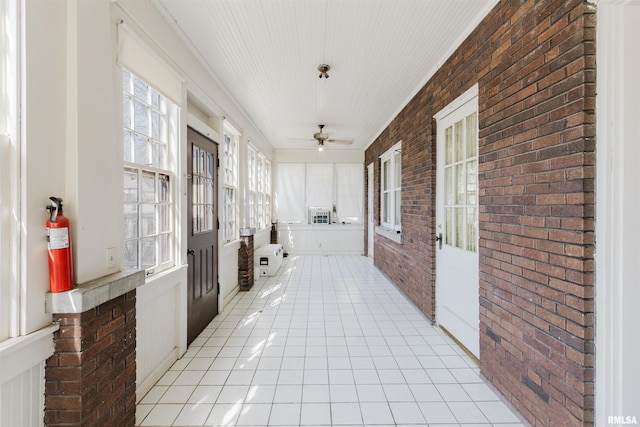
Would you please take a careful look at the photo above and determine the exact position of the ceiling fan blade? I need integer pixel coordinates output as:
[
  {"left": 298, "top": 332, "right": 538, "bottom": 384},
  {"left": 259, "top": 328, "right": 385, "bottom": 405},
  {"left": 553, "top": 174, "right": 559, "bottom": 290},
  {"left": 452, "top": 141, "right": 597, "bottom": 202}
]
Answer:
[{"left": 327, "top": 138, "right": 354, "bottom": 145}]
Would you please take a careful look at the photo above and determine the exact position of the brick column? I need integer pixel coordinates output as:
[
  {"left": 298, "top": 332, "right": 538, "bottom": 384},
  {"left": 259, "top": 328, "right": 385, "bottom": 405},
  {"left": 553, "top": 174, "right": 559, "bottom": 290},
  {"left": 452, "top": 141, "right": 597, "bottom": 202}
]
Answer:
[
  {"left": 238, "top": 228, "right": 255, "bottom": 291},
  {"left": 44, "top": 271, "right": 142, "bottom": 427},
  {"left": 45, "top": 291, "right": 136, "bottom": 426},
  {"left": 270, "top": 221, "right": 278, "bottom": 244}
]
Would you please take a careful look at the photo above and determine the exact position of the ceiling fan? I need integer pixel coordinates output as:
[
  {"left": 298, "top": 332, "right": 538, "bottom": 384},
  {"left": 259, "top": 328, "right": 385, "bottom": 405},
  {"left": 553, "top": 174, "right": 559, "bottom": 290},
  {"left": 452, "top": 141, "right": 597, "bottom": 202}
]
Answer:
[{"left": 308, "top": 124, "right": 354, "bottom": 151}]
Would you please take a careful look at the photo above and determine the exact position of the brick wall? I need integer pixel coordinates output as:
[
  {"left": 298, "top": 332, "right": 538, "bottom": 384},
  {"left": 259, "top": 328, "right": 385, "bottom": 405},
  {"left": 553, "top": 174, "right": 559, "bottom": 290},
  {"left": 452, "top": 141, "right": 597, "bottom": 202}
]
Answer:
[
  {"left": 45, "top": 291, "right": 136, "bottom": 427},
  {"left": 364, "top": 0, "right": 595, "bottom": 425}
]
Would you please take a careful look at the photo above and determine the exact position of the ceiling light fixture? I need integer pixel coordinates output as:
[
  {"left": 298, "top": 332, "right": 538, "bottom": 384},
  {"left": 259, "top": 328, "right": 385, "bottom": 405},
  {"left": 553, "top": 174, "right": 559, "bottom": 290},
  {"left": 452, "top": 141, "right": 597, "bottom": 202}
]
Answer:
[
  {"left": 317, "top": 64, "right": 330, "bottom": 79},
  {"left": 317, "top": 140, "right": 325, "bottom": 152}
]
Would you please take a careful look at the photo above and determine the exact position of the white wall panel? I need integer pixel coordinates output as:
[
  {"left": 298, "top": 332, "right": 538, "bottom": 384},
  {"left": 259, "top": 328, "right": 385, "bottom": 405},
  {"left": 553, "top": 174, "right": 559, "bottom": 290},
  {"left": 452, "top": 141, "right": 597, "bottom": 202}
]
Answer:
[{"left": 136, "top": 266, "right": 186, "bottom": 402}]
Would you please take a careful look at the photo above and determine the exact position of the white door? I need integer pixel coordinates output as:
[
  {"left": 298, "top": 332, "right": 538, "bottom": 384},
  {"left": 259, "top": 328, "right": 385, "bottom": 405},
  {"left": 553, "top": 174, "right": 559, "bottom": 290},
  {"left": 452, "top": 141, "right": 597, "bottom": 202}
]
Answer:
[
  {"left": 367, "top": 162, "right": 374, "bottom": 258},
  {"left": 435, "top": 86, "right": 480, "bottom": 358}
]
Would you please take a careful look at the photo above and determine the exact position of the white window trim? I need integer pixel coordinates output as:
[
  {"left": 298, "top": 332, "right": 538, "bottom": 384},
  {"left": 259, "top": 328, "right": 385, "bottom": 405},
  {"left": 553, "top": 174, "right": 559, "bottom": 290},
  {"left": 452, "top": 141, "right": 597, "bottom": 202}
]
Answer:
[
  {"left": 1, "top": 0, "right": 20, "bottom": 341},
  {"left": 377, "top": 141, "right": 402, "bottom": 243},
  {"left": 222, "top": 121, "right": 240, "bottom": 243},
  {"left": 122, "top": 69, "right": 180, "bottom": 277},
  {"left": 247, "top": 145, "right": 272, "bottom": 231}
]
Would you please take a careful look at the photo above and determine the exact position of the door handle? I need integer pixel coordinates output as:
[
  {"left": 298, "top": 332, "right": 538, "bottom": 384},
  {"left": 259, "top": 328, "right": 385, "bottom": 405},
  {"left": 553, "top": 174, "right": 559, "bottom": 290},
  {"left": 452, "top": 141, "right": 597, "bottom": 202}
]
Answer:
[
  {"left": 187, "top": 249, "right": 195, "bottom": 256},
  {"left": 435, "top": 233, "right": 443, "bottom": 250}
]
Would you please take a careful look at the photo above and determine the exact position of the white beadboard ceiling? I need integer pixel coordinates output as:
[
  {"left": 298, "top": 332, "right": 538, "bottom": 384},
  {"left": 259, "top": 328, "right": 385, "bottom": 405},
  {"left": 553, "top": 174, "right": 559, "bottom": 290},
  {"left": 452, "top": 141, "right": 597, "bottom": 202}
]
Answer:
[{"left": 154, "top": 0, "right": 498, "bottom": 151}]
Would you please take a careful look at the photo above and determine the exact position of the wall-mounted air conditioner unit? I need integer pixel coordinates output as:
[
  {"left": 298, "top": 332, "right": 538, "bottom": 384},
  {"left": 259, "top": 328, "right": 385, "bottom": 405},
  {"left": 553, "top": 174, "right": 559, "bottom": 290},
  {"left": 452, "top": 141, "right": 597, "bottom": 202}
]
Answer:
[{"left": 309, "top": 207, "right": 331, "bottom": 224}]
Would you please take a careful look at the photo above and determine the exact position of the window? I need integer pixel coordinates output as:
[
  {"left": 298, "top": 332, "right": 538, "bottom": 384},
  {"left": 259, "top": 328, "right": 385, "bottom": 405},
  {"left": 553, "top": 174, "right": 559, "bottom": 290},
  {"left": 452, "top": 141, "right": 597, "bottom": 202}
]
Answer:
[
  {"left": 335, "top": 163, "right": 364, "bottom": 224},
  {"left": 1, "top": 0, "right": 19, "bottom": 341},
  {"left": 380, "top": 141, "right": 402, "bottom": 231},
  {"left": 275, "top": 162, "right": 362, "bottom": 224},
  {"left": 122, "top": 69, "right": 179, "bottom": 275},
  {"left": 263, "top": 159, "right": 271, "bottom": 228},
  {"left": 222, "top": 123, "right": 239, "bottom": 242},
  {"left": 247, "top": 146, "right": 271, "bottom": 230},
  {"left": 247, "top": 147, "right": 256, "bottom": 228}
]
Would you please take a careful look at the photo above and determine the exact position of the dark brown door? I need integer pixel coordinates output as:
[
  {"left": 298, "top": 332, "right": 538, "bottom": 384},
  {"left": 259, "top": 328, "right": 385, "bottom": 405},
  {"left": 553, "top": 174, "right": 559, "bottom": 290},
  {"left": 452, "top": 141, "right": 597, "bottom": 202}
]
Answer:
[{"left": 187, "top": 127, "right": 219, "bottom": 345}]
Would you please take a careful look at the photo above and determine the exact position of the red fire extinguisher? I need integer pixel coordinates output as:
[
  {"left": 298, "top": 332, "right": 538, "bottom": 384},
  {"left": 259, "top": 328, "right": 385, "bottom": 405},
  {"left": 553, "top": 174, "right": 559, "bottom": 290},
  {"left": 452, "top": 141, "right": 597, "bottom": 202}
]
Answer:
[{"left": 46, "top": 197, "right": 74, "bottom": 292}]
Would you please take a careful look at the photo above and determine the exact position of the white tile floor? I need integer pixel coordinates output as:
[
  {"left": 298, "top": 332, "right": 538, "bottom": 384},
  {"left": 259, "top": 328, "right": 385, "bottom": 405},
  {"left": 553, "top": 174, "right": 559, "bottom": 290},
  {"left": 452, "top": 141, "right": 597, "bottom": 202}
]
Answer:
[{"left": 137, "top": 255, "right": 528, "bottom": 427}]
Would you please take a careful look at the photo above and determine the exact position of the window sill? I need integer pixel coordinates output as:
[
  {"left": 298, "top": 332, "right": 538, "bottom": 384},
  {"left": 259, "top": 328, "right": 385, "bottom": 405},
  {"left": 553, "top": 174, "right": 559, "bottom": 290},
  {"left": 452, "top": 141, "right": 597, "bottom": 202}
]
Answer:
[{"left": 375, "top": 226, "right": 403, "bottom": 244}]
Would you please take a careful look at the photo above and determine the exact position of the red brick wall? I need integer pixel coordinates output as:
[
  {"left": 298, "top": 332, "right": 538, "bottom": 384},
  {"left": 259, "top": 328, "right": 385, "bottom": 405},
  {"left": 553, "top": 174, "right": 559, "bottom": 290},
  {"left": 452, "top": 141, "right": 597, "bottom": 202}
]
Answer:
[
  {"left": 45, "top": 291, "right": 137, "bottom": 427},
  {"left": 364, "top": 1, "right": 595, "bottom": 425}
]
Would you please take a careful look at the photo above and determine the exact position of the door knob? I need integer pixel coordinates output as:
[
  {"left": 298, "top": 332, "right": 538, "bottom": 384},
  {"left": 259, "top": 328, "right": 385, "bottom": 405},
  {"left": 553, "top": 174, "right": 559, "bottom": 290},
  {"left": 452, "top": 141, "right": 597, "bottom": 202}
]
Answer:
[
  {"left": 187, "top": 249, "right": 195, "bottom": 256},
  {"left": 435, "top": 233, "right": 443, "bottom": 250}
]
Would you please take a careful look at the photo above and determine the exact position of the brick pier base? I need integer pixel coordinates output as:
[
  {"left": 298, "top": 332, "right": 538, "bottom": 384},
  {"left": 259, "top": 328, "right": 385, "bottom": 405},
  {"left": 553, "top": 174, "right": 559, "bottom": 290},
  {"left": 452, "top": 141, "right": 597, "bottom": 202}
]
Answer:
[
  {"left": 45, "top": 291, "right": 136, "bottom": 427},
  {"left": 238, "top": 234, "right": 255, "bottom": 291}
]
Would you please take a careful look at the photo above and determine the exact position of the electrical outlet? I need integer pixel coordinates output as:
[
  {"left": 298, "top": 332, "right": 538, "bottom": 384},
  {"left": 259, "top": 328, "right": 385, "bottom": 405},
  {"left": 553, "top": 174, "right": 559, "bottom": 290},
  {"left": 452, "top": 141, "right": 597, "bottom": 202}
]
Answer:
[{"left": 106, "top": 247, "right": 116, "bottom": 269}]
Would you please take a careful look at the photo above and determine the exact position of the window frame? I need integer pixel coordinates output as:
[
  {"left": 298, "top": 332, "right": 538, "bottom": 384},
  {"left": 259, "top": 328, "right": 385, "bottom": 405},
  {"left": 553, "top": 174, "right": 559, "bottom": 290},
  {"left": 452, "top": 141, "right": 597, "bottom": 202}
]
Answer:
[
  {"left": 379, "top": 141, "right": 402, "bottom": 233},
  {"left": 0, "top": 0, "right": 19, "bottom": 341},
  {"left": 247, "top": 145, "right": 271, "bottom": 230},
  {"left": 122, "top": 68, "right": 179, "bottom": 276},
  {"left": 222, "top": 123, "right": 240, "bottom": 243}
]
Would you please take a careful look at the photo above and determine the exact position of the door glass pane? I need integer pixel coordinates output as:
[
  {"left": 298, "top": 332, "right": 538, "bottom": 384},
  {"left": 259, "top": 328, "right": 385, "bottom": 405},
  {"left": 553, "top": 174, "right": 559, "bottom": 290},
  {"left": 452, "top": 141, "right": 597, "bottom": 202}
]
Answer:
[
  {"left": 455, "top": 164, "right": 465, "bottom": 204},
  {"left": 198, "top": 205, "right": 205, "bottom": 233},
  {"left": 206, "top": 205, "right": 213, "bottom": 231},
  {"left": 455, "top": 207, "right": 464, "bottom": 249},
  {"left": 466, "top": 161, "right": 477, "bottom": 205},
  {"left": 455, "top": 120, "right": 464, "bottom": 162},
  {"left": 207, "top": 153, "right": 213, "bottom": 179},
  {"left": 466, "top": 112, "right": 477, "bottom": 158},
  {"left": 445, "top": 207, "right": 453, "bottom": 245},
  {"left": 445, "top": 126, "right": 453, "bottom": 165},
  {"left": 467, "top": 207, "right": 477, "bottom": 252},
  {"left": 445, "top": 167, "right": 453, "bottom": 206},
  {"left": 193, "top": 146, "right": 200, "bottom": 175}
]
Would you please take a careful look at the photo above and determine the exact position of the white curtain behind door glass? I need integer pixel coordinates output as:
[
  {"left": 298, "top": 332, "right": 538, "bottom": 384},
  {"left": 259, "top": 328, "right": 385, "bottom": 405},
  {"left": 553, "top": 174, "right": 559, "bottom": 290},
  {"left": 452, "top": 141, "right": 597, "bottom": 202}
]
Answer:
[
  {"left": 275, "top": 163, "right": 306, "bottom": 222},
  {"left": 306, "top": 163, "right": 334, "bottom": 208},
  {"left": 336, "top": 163, "right": 363, "bottom": 223}
]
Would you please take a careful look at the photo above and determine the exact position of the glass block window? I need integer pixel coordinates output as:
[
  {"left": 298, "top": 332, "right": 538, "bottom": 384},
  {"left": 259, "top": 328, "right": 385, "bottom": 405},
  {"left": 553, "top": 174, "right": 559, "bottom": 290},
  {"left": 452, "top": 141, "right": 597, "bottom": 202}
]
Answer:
[{"left": 122, "top": 69, "right": 179, "bottom": 274}]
